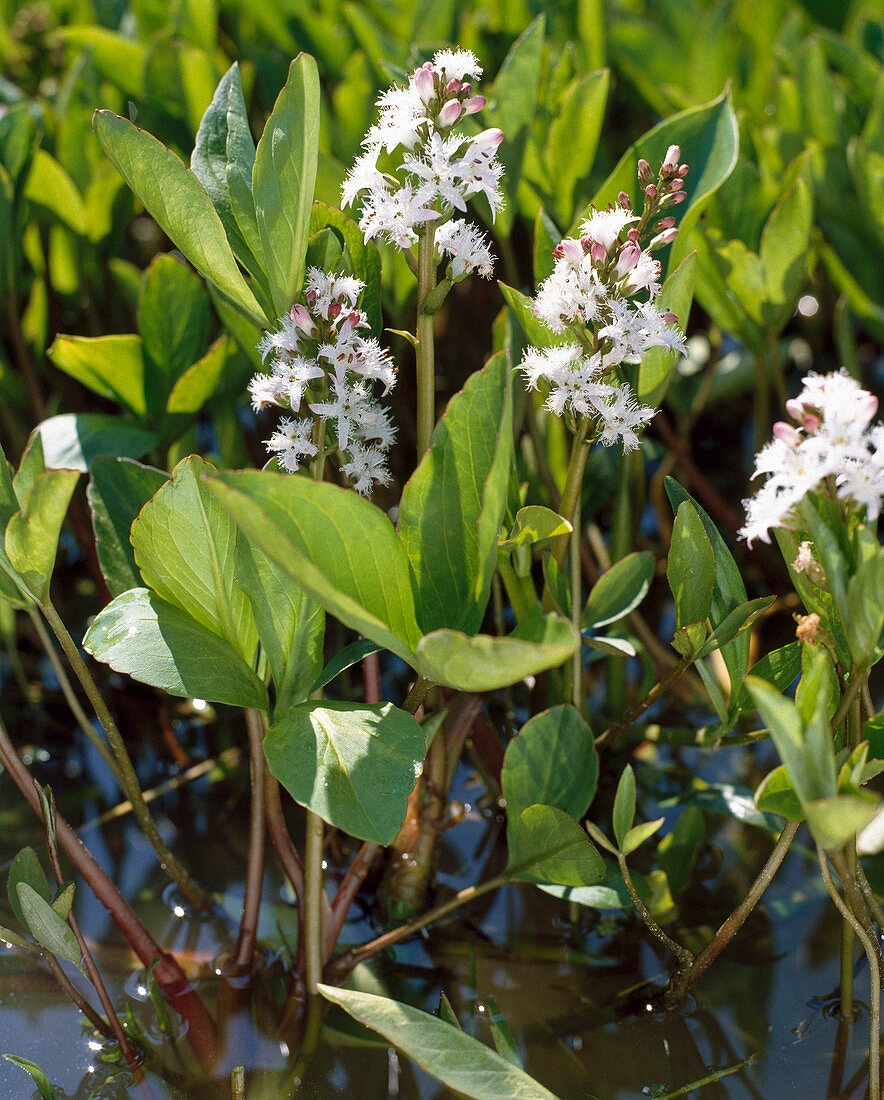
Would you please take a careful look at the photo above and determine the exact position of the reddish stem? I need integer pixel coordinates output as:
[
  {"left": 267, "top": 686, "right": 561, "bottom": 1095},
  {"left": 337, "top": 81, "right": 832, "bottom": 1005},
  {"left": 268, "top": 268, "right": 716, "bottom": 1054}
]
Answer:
[
  {"left": 0, "top": 715, "right": 217, "bottom": 1068},
  {"left": 230, "top": 711, "right": 267, "bottom": 974}
]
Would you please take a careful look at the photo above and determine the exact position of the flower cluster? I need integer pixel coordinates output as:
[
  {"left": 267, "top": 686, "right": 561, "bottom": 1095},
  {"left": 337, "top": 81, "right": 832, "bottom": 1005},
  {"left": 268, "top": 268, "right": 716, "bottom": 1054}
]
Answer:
[
  {"left": 250, "top": 269, "right": 396, "bottom": 495},
  {"left": 739, "top": 370, "right": 883, "bottom": 545},
  {"left": 342, "top": 48, "right": 502, "bottom": 280},
  {"left": 518, "top": 147, "right": 688, "bottom": 450}
]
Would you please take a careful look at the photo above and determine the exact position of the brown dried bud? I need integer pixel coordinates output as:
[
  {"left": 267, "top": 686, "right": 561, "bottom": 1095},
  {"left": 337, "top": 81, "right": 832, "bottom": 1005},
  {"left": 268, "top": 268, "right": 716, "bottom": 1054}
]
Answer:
[{"left": 795, "top": 613, "right": 822, "bottom": 645}]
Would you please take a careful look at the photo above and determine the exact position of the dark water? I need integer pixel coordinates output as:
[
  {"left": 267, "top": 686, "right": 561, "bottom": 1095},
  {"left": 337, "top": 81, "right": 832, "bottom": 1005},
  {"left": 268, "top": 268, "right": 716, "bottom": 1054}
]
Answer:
[{"left": 0, "top": 710, "right": 874, "bottom": 1099}]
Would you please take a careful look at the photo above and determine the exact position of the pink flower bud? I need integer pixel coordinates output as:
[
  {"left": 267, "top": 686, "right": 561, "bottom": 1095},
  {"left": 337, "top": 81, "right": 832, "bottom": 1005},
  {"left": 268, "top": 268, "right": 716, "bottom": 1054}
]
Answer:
[
  {"left": 413, "top": 63, "right": 435, "bottom": 104},
  {"left": 305, "top": 289, "right": 318, "bottom": 306},
  {"left": 437, "top": 99, "right": 463, "bottom": 127},
  {"left": 290, "top": 304, "right": 315, "bottom": 335},
  {"left": 626, "top": 227, "right": 640, "bottom": 243},
  {"left": 657, "top": 216, "right": 676, "bottom": 230},
  {"left": 445, "top": 77, "right": 462, "bottom": 95},
  {"left": 678, "top": 164, "right": 690, "bottom": 178},
  {"left": 555, "top": 238, "right": 584, "bottom": 264},
  {"left": 650, "top": 227, "right": 679, "bottom": 250},
  {"left": 617, "top": 191, "right": 633, "bottom": 211},
  {"left": 615, "top": 240, "right": 641, "bottom": 277},
  {"left": 637, "top": 159, "right": 653, "bottom": 184},
  {"left": 664, "top": 190, "right": 687, "bottom": 206},
  {"left": 471, "top": 127, "right": 504, "bottom": 151},
  {"left": 662, "top": 311, "right": 678, "bottom": 324},
  {"left": 590, "top": 240, "right": 607, "bottom": 264},
  {"left": 663, "top": 144, "right": 680, "bottom": 168},
  {"left": 773, "top": 421, "right": 802, "bottom": 447},
  {"left": 328, "top": 301, "right": 342, "bottom": 319},
  {"left": 669, "top": 178, "right": 684, "bottom": 192},
  {"left": 462, "top": 94, "right": 485, "bottom": 115},
  {"left": 785, "top": 398, "right": 804, "bottom": 420},
  {"left": 644, "top": 183, "right": 657, "bottom": 201},
  {"left": 802, "top": 413, "right": 821, "bottom": 434},
  {"left": 863, "top": 393, "right": 879, "bottom": 419}
]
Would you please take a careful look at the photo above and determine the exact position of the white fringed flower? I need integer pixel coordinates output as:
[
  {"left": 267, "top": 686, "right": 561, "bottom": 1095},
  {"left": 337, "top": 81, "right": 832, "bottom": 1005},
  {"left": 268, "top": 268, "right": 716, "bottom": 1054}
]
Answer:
[
  {"left": 740, "top": 371, "right": 883, "bottom": 545},
  {"left": 250, "top": 268, "right": 397, "bottom": 495}
]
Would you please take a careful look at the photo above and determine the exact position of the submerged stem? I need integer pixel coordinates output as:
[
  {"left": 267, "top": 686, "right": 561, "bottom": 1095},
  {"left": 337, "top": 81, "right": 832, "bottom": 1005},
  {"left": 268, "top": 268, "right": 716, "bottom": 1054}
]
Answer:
[
  {"left": 818, "top": 846, "right": 880, "bottom": 1099},
  {"left": 230, "top": 710, "right": 267, "bottom": 974},
  {"left": 40, "top": 600, "right": 213, "bottom": 910},
  {"left": 686, "top": 820, "right": 799, "bottom": 990},
  {"left": 616, "top": 850, "right": 693, "bottom": 1003}
]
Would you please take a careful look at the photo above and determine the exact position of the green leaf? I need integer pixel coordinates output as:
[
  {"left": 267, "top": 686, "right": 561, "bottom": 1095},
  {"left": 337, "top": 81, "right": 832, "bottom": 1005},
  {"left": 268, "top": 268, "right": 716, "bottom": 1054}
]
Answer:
[
  {"left": 759, "top": 175, "right": 813, "bottom": 332},
  {"left": 6, "top": 469, "right": 79, "bottom": 601},
  {"left": 799, "top": 494, "right": 852, "bottom": 630},
  {"left": 51, "top": 882, "right": 75, "bottom": 920},
  {"left": 206, "top": 469, "right": 421, "bottom": 666},
  {"left": 24, "top": 150, "right": 87, "bottom": 235},
  {"left": 545, "top": 70, "right": 610, "bottom": 224},
  {"left": 264, "top": 701, "right": 425, "bottom": 843},
  {"left": 234, "top": 538, "right": 325, "bottom": 712},
  {"left": 143, "top": 35, "right": 219, "bottom": 141},
  {"left": 668, "top": 500, "right": 715, "bottom": 629},
  {"left": 92, "top": 110, "right": 264, "bottom": 322},
  {"left": 657, "top": 805, "right": 704, "bottom": 897},
  {"left": 502, "top": 705, "right": 599, "bottom": 822},
  {"left": 87, "top": 457, "right": 169, "bottom": 597},
  {"left": 804, "top": 794, "right": 879, "bottom": 853},
  {"left": 83, "top": 588, "right": 268, "bottom": 709},
  {"left": 318, "top": 985, "right": 562, "bottom": 1100},
  {"left": 736, "top": 642, "right": 801, "bottom": 712},
  {"left": 637, "top": 251, "right": 697, "bottom": 408},
  {"left": 15, "top": 883, "right": 80, "bottom": 967},
  {"left": 47, "top": 334, "right": 147, "bottom": 419},
  {"left": 665, "top": 479, "right": 751, "bottom": 702},
  {"left": 132, "top": 456, "right": 257, "bottom": 661},
  {"left": 253, "top": 54, "right": 320, "bottom": 315},
  {"left": 672, "top": 621, "right": 709, "bottom": 660},
  {"left": 585, "top": 89, "right": 739, "bottom": 274},
  {"left": 755, "top": 765, "right": 805, "bottom": 822},
  {"left": 584, "top": 634, "right": 637, "bottom": 658},
  {"left": 486, "top": 16, "right": 545, "bottom": 235},
  {"left": 138, "top": 254, "right": 210, "bottom": 418},
  {"left": 7, "top": 847, "right": 51, "bottom": 929},
  {"left": 582, "top": 551, "right": 654, "bottom": 630},
  {"left": 400, "top": 353, "right": 512, "bottom": 635},
  {"left": 483, "top": 997, "right": 522, "bottom": 1068},
  {"left": 620, "top": 818, "right": 665, "bottom": 856},
  {"left": 507, "top": 804, "right": 605, "bottom": 887},
  {"left": 499, "top": 506, "right": 570, "bottom": 550},
  {"left": 3, "top": 1055, "right": 57, "bottom": 1100},
  {"left": 37, "top": 414, "right": 158, "bottom": 472},
  {"left": 612, "top": 765, "right": 636, "bottom": 850},
  {"left": 697, "top": 596, "right": 776, "bottom": 658},
  {"left": 311, "top": 638, "right": 382, "bottom": 694},
  {"left": 57, "top": 27, "right": 146, "bottom": 98},
  {"left": 847, "top": 549, "right": 884, "bottom": 667},
  {"left": 165, "top": 335, "right": 236, "bottom": 415},
  {"left": 416, "top": 609, "right": 577, "bottom": 691},
  {"left": 499, "top": 282, "right": 567, "bottom": 350}
]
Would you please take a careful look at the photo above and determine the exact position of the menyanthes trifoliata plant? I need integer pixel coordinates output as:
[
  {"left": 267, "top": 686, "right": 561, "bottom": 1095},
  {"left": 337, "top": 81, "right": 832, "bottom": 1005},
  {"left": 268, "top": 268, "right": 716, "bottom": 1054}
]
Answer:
[
  {"left": 739, "top": 370, "right": 883, "bottom": 545},
  {"left": 249, "top": 269, "right": 396, "bottom": 494},
  {"left": 520, "top": 146, "right": 689, "bottom": 451},
  {"left": 342, "top": 47, "right": 502, "bottom": 279}
]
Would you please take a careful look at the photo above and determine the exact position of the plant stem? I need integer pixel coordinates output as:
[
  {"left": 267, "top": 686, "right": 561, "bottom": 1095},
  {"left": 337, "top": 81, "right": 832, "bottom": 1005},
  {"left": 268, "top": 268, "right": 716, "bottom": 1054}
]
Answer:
[
  {"left": 39, "top": 599, "right": 213, "bottom": 911},
  {"left": 263, "top": 766, "right": 305, "bottom": 908},
  {"left": 27, "top": 607, "right": 122, "bottom": 784},
  {"left": 403, "top": 676, "right": 434, "bottom": 715},
  {"left": 41, "top": 949, "right": 116, "bottom": 1039},
  {"left": 570, "top": 494, "right": 583, "bottom": 715},
  {"left": 548, "top": 417, "right": 591, "bottom": 574},
  {"left": 230, "top": 710, "right": 267, "bottom": 974},
  {"left": 685, "top": 820, "right": 799, "bottom": 990},
  {"left": 329, "top": 872, "right": 511, "bottom": 979},
  {"left": 818, "top": 845, "right": 880, "bottom": 1099},
  {"left": 830, "top": 665, "right": 867, "bottom": 735},
  {"left": 326, "top": 842, "right": 381, "bottom": 960},
  {"left": 0, "top": 712, "right": 217, "bottom": 1067},
  {"left": 416, "top": 224, "right": 438, "bottom": 457},
  {"left": 616, "top": 850, "right": 693, "bottom": 1004},
  {"left": 40, "top": 788, "right": 140, "bottom": 1074},
  {"left": 594, "top": 657, "right": 692, "bottom": 750}
]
